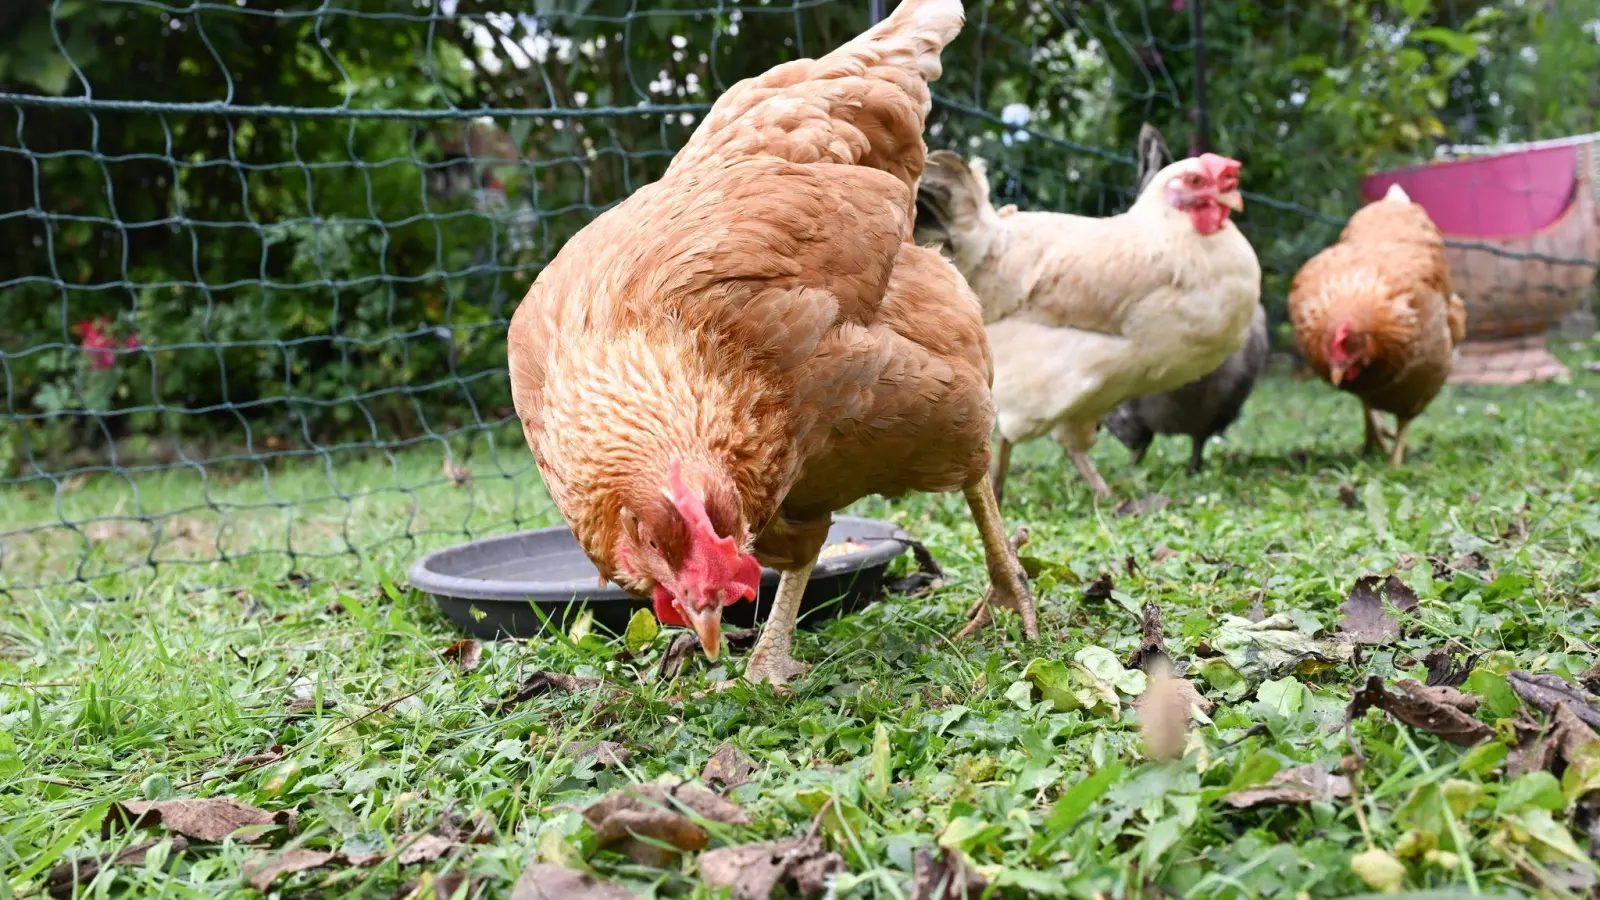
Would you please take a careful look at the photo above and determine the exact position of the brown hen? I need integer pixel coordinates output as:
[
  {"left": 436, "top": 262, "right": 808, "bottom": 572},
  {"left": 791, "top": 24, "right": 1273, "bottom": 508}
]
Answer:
[
  {"left": 507, "top": 0, "right": 1034, "bottom": 687},
  {"left": 1289, "top": 184, "right": 1468, "bottom": 466}
]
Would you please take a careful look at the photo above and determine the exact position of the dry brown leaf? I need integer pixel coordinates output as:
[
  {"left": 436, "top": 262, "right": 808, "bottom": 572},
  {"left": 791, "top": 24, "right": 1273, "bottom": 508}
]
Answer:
[
  {"left": 698, "top": 836, "right": 843, "bottom": 899},
  {"left": 500, "top": 671, "right": 618, "bottom": 711},
  {"left": 1423, "top": 648, "right": 1479, "bottom": 688},
  {"left": 1349, "top": 676, "right": 1493, "bottom": 746},
  {"left": 510, "top": 863, "right": 635, "bottom": 900},
  {"left": 440, "top": 639, "right": 483, "bottom": 674},
  {"left": 230, "top": 745, "right": 286, "bottom": 774},
  {"left": 1338, "top": 575, "right": 1419, "bottom": 645},
  {"left": 1337, "top": 482, "right": 1359, "bottom": 509},
  {"left": 1083, "top": 572, "right": 1114, "bottom": 602},
  {"left": 572, "top": 741, "right": 632, "bottom": 768},
  {"left": 439, "top": 808, "right": 496, "bottom": 845},
  {"left": 1125, "top": 601, "right": 1171, "bottom": 672},
  {"left": 243, "top": 847, "right": 338, "bottom": 892},
  {"left": 1114, "top": 494, "right": 1170, "bottom": 517},
  {"left": 583, "top": 784, "right": 749, "bottom": 868},
  {"left": 398, "top": 871, "right": 472, "bottom": 900},
  {"left": 46, "top": 837, "right": 189, "bottom": 898},
  {"left": 103, "top": 797, "right": 297, "bottom": 842},
  {"left": 398, "top": 834, "right": 459, "bottom": 866},
  {"left": 701, "top": 744, "right": 758, "bottom": 789},
  {"left": 1151, "top": 544, "right": 1177, "bottom": 565},
  {"left": 1224, "top": 763, "right": 1352, "bottom": 808},
  {"left": 1136, "top": 671, "right": 1213, "bottom": 761},
  {"left": 1510, "top": 703, "right": 1600, "bottom": 777},
  {"left": 910, "top": 846, "right": 987, "bottom": 900},
  {"left": 1509, "top": 671, "right": 1600, "bottom": 730}
]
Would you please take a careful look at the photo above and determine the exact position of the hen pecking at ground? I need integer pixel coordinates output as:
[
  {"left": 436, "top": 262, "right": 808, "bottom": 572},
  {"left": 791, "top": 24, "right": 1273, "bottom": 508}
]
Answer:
[{"left": 507, "top": 0, "right": 1035, "bottom": 687}]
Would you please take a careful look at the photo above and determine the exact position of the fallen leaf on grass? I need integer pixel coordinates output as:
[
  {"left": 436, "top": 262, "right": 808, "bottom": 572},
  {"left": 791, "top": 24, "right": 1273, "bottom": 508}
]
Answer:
[
  {"left": 582, "top": 784, "right": 749, "bottom": 867},
  {"left": 1082, "top": 573, "right": 1114, "bottom": 602},
  {"left": 1349, "top": 677, "right": 1493, "bottom": 746},
  {"left": 1423, "top": 649, "right": 1480, "bottom": 688},
  {"left": 440, "top": 808, "right": 497, "bottom": 845},
  {"left": 654, "top": 633, "right": 702, "bottom": 682},
  {"left": 1151, "top": 545, "right": 1177, "bottom": 565},
  {"left": 571, "top": 741, "right": 632, "bottom": 768},
  {"left": 1509, "top": 671, "right": 1600, "bottom": 730},
  {"left": 1225, "top": 763, "right": 1352, "bottom": 807},
  {"left": 46, "top": 837, "right": 188, "bottom": 898},
  {"left": 510, "top": 863, "right": 635, "bottom": 900},
  {"left": 103, "top": 797, "right": 297, "bottom": 842},
  {"left": 698, "top": 836, "right": 843, "bottom": 900},
  {"left": 652, "top": 630, "right": 760, "bottom": 682},
  {"left": 440, "top": 639, "right": 482, "bottom": 674},
  {"left": 1509, "top": 704, "right": 1600, "bottom": 778},
  {"left": 230, "top": 745, "right": 286, "bottom": 774},
  {"left": 911, "top": 846, "right": 987, "bottom": 900},
  {"left": 1114, "top": 494, "right": 1170, "bottom": 517},
  {"left": 284, "top": 697, "right": 338, "bottom": 718},
  {"left": 243, "top": 847, "right": 338, "bottom": 892},
  {"left": 1338, "top": 482, "right": 1359, "bottom": 509},
  {"left": 1338, "top": 575, "right": 1419, "bottom": 644},
  {"left": 399, "top": 871, "right": 473, "bottom": 900},
  {"left": 499, "top": 672, "right": 618, "bottom": 711},
  {"left": 1125, "top": 601, "right": 1171, "bottom": 673},
  {"left": 343, "top": 832, "right": 461, "bottom": 868},
  {"left": 1023, "top": 647, "right": 1147, "bottom": 721},
  {"left": 1579, "top": 663, "right": 1600, "bottom": 698},
  {"left": 1200, "top": 614, "right": 1354, "bottom": 685},
  {"left": 701, "top": 744, "right": 758, "bottom": 789}
]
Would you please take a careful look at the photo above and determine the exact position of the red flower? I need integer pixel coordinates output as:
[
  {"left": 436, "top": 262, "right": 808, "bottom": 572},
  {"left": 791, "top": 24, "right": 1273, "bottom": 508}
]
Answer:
[{"left": 72, "top": 317, "right": 135, "bottom": 370}]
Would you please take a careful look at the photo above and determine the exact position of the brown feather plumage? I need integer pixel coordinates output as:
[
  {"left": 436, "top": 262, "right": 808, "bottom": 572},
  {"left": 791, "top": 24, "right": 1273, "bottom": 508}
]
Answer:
[
  {"left": 506, "top": 0, "right": 989, "bottom": 598},
  {"left": 1289, "top": 190, "right": 1464, "bottom": 421}
]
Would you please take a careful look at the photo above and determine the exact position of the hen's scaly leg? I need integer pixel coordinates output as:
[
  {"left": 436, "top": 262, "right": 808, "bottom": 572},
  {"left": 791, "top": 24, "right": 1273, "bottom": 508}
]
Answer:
[
  {"left": 1186, "top": 436, "right": 1207, "bottom": 475},
  {"left": 990, "top": 437, "right": 1013, "bottom": 507},
  {"left": 742, "top": 559, "right": 815, "bottom": 687},
  {"left": 956, "top": 478, "right": 1037, "bottom": 640},
  {"left": 1361, "top": 401, "right": 1389, "bottom": 456},
  {"left": 1055, "top": 420, "right": 1112, "bottom": 500},
  {"left": 1389, "top": 417, "right": 1413, "bottom": 468}
]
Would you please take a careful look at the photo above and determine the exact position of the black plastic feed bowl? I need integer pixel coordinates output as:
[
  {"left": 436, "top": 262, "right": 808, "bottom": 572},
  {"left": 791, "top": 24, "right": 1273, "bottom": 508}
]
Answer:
[{"left": 408, "top": 515, "right": 912, "bottom": 639}]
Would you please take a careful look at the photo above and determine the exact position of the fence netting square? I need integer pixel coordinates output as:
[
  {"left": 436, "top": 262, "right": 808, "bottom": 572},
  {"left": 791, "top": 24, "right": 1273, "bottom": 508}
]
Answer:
[{"left": 2, "top": 0, "right": 1595, "bottom": 596}]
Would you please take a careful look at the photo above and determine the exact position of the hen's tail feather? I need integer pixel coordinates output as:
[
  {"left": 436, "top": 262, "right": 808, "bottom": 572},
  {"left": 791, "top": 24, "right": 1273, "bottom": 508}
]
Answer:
[
  {"left": 914, "top": 150, "right": 991, "bottom": 251},
  {"left": 668, "top": 0, "right": 963, "bottom": 188},
  {"left": 843, "top": 0, "right": 966, "bottom": 94}
]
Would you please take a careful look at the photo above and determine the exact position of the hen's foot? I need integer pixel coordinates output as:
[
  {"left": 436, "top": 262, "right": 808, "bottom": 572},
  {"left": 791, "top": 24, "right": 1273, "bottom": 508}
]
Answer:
[
  {"left": 955, "top": 522, "right": 1036, "bottom": 640},
  {"left": 741, "top": 650, "right": 812, "bottom": 687},
  {"left": 1389, "top": 419, "right": 1413, "bottom": 468}
]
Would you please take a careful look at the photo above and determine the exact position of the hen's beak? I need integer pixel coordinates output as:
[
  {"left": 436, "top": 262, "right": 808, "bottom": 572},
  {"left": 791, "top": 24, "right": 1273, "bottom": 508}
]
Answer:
[
  {"left": 1218, "top": 190, "right": 1244, "bottom": 213},
  {"left": 1330, "top": 363, "right": 1347, "bottom": 387},
  {"left": 680, "top": 599, "right": 723, "bottom": 662}
]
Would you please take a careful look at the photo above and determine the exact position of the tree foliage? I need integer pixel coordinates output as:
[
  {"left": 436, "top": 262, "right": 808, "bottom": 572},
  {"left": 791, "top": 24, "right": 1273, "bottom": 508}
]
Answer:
[{"left": 0, "top": 0, "right": 1594, "bottom": 459}]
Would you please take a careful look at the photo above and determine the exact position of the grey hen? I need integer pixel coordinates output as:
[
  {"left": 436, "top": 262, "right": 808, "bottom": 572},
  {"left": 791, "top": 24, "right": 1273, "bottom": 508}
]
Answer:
[{"left": 1101, "top": 124, "right": 1270, "bottom": 474}]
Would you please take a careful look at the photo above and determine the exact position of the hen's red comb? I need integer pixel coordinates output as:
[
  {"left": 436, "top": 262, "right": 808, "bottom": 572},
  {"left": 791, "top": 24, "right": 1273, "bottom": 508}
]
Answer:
[
  {"left": 664, "top": 460, "right": 759, "bottom": 610},
  {"left": 1197, "top": 153, "right": 1241, "bottom": 186}
]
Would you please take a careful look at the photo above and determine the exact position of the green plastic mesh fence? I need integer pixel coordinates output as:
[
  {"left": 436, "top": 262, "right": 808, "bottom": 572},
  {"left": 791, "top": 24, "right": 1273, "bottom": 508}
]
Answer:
[{"left": 1, "top": 0, "right": 1595, "bottom": 595}]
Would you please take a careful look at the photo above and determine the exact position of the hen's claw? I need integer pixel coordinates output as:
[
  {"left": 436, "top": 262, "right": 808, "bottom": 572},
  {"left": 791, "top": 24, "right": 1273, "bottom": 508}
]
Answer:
[
  {"left": 742, "top": 651, "right": 812, "bottom": 688},
  {"left": 955, "top": 520, "right": 1036, "bottom": 641}
]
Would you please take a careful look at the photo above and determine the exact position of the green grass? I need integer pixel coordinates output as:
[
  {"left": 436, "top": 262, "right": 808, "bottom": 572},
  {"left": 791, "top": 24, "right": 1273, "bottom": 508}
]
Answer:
[{"left": 4, "top": 351, "right": 1600, "bottom": 899}]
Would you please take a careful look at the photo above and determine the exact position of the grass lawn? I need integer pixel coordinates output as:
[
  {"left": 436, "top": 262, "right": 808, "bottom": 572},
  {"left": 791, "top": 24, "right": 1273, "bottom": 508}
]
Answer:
[{"left": 4, "top": 351, "right": 1600, "bottom": 899}]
